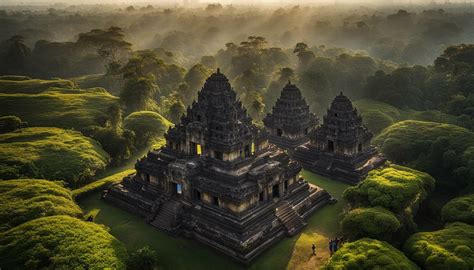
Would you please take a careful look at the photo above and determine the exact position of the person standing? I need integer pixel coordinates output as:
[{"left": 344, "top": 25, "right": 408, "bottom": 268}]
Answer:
[{"left": 312, "top": 244, "right": 316, "bottom": 255}]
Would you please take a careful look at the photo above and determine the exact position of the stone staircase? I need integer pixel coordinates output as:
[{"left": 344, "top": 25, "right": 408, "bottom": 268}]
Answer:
[
  {"left": 275, "top": 201, "right": 306, "bottom": 236},
  {"left": 148, "top": 198, "right": 183, "bottom": 234}
]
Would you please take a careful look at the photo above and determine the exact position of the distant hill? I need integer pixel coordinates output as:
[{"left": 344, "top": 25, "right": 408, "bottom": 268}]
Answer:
[
  {"left": 0, "top": 78, "right": 118, "bottom": 132},
  {"left": 354, "top": 99, "right": 458, "bottom": 134}
]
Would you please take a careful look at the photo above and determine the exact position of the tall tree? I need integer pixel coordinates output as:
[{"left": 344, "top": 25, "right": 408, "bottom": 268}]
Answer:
[{"left": 0, "top": 35, "right": 31, "bottom": 75}]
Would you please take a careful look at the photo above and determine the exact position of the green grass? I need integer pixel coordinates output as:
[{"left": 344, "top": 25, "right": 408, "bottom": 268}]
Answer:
[
  {"left": 0, "top": 215, "right": 127, "bottom": 270},
  {"left": 0, "top": 78, "right": 76, "bottom": 94},
  {"left": 0, "top": 86, "right": 118, "bottom": 131},
  {"left": 72, "top": 169, "right": 136, "bottom": 200},
  {"left": 0, "top": 179, "right": 82, "bottom": 232},
  {"left": 79, "top": 170, "right": 349, "bottom": 270},
  {"left": 354, "top": 99, "right": 458, "bottom": 134},
  {"left": 0, "top": 127, "right": 110, "bottom": 186}
]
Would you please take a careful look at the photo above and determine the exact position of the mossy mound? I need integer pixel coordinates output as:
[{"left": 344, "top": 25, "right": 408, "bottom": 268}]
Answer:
[
  {"left": 341, "top": 207, "right": 401, "bottom": 242},
  {"left": 0, "top": 78, "right": 76, "bottom": 94},
  {"left": 0, "top": 179, "right": 82, "bottom": 232},
  {"left": 324, "top": 238, "right": 419, "bottom": 270},
  {"left": 0, "top": 86, "right": 118, "bottom": 131},
  {"left": 343, "top": 164, "right": 435, "bottom": 213},
  {"left": 404, "top": 222, "right": 474, "bottom": 269},
  {"left": 0, "top": 215, "right": 127, "bottom": 270},
  {"left": 354, "top": 99, "right": 457, "bottom": 135},
  {"left": 374, "top": 120, "right": 474, "bottom": 192},
  {"left": 0, "top": 127, "right": 110, "bottom": 186},
  {"left": 124, "top": 111, "right": 173, "bottom": 146},
  {"left": 441, "top": 194, "right": 474, "bottom": 225}
]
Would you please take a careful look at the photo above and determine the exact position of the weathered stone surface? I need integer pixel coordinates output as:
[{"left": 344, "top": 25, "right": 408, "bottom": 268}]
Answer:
[
  {"left": 294, "top": 93, "right": 385, "bottom": 184},
  {"left": 104, "top": 70, "right": 332, "bottom": 264},
  {"left": 264, "top": 82, "right": 318, "bottom": 149}
]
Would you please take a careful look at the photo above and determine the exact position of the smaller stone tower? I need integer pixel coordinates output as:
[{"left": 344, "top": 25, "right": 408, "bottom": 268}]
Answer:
[{"left": 263, "top": 82, "right": 319, "bottom": 150}]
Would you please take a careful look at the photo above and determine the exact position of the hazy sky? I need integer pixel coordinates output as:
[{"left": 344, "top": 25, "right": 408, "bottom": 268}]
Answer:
[{"left": 1, "top": 0, "right": 472, "bottom": 4}]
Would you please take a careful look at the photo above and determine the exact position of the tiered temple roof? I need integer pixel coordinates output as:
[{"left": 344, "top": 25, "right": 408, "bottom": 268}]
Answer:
[
  {"left": 104, "top": 70, "right": 333, "bottom": 264},
  {"left": 263, "top": 82, "right": 318, "bottom": 149},
  {"left": 294, "top": 92, "right": 385, "bottom": 184}
]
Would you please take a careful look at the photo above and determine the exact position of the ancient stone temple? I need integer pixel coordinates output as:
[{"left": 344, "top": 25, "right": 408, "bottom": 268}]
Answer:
[
  {"left": 263, "top": 82, "right": 319, "bottom": 150},
  {"left": 104, "top": 70, "right": 333, "bottom": 264},
  {"left": 293, "top": 92, "right": 385, "bottom": 184}
]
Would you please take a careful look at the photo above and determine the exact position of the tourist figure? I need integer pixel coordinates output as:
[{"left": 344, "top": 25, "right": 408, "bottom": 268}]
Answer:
[
  {"left": 334, "top": 238, "right": 339, "bottom": 252},
  {"left": 312, "top": 244, "right": 316, "bottom": 255},
  {"left": 87, "top": 215, "right": 94, "bottom": 222},
  {"left": 329, "top": 239, "right": 334, "bottom": 256}
]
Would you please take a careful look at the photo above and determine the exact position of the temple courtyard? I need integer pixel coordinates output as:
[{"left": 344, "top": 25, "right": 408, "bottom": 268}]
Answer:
[{"left": 79, "top": 170, "right": 348, "bottom": 270}]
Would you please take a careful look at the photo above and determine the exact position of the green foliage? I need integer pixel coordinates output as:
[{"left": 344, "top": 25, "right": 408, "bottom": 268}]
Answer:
[
  {"left": 343, "top": 164, "right": 435, "bottom": 213},
  {"left": 0, "top": 115, "right": 26, "bottom": 133},
  {"left": 374, "top": 120, "right": 474, "bottom": 192},
  {"left": 0, "top": 84, "right": 118, "bottom": 132},
  {"left": 341, "top": 207, "right": 401, "bottom": 242},
  {"left": 72, "top": 169, "right": 135, "bottom": 200},
  {"left": 324, "top": 238, "right": 419, "bottom": 270},
  {"left": 0, "top": 179, "right": 82, "bottom": 232},
  {"left": 0, "top": 215, "right": 127, "bottom": 270},
  {"left": 404, "top": 222, "right": 474, "bottom": 270},
  {"left": 158, "top": 93, "right": 186, "bottom": 124},
  {"left": 0, "top": 127, "right": 110, "bottom": 187},
  {"left": 0, "top": 78, "right": 75, "bottom": 94},
  {"left": 124, "top": 111, "right": 173, "bottom": 146},
  {"left": 85, "top": 126, "right": 135, "bottom": 163},
  {"left": 127, "top": 246, "right": 160, "bottom": 270},
  {"left": 120, "top": 76, "right": 159, "bottom": 114},
  {"left": 354, "top": 99, "right": 457, "bottom": 134},
  {"left": 441, "top": 194, "right": 474, "bottom": 225}
]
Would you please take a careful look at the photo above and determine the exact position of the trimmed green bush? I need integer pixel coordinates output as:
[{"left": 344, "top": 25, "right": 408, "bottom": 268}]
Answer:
[
  {"left": 72, "top": 169, "right": 135, "bottom": 199},
  {"left": 124, "top": 111, "right": 173, "bottom": 146},
  {"left": 324, "top": 238, "right": 419, "bottom": 270},
  {"left": 0, "top": 179, "right": 82, "bottom": 232},
  {"left": 0, "top": 215, "right": 127, "bottom": 269},
  {"left": 404, "top": 222, "right": 474, "bottom": 269},
  {"left": 343, "top": 164, "right": 435, "bottom": 213},
  {"left": 0, "top": 115, "right": 25, "bottom": 133},
  {"left": 374, "top": 120, "right": 474, "bottom": 192},
  {"left": 441, "top": 194, "right": 474, "bottom": 225},
  {"left": 0, "top": 127, "right": 110, "bottom": 186},
  {"left": 341, "top": 207, "right": 401, "bottom": 242}
]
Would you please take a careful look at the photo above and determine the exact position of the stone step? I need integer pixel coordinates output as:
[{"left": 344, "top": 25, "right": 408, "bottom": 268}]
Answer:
[
  {"left": 148, "top": 198, "right": 182, "bottom": 233},
  {"left": 275, "top": 201, "right": 306, "bottom": 236}
]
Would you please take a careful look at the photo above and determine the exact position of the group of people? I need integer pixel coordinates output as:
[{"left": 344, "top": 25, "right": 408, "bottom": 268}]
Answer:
[
  {"left": 329, "top": 237, "right": 343, "bottom": 256},
  {"left": 310, "top": 236, "right": 344, "bottom": 257}
]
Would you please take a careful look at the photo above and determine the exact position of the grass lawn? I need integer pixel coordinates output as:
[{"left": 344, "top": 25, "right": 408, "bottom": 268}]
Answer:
[{"left": 79, "top": 170, "right": 349, "bottom": 270}]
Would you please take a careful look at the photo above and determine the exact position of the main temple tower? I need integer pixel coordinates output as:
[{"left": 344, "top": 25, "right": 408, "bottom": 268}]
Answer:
[{"left": 104, "top": 70, "right": 332, "bottom": 264}]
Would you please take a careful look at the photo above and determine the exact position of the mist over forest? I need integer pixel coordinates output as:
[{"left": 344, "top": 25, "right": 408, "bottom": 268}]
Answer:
[{"left": 1, "top": 2, "right": 474, "bottom": 270}]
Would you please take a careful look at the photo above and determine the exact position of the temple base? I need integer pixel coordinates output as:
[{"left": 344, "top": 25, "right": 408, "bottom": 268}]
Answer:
[
  {"left": 103, "top": 175, "right": 333, "bottom": 265},
  {"left": 293, "top": 144, "right": 386, "bottom": 185}
]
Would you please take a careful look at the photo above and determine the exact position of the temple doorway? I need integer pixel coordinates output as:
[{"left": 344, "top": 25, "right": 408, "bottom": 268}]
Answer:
[
  {"left": 327, "top": 140, "right": 334, "bottom": 152},
  {"left": 172, "top": 182, "right": 183, "bottom": 196},
  {"left": 272, "top": 184, "right": 280, "bottom": 198}
]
